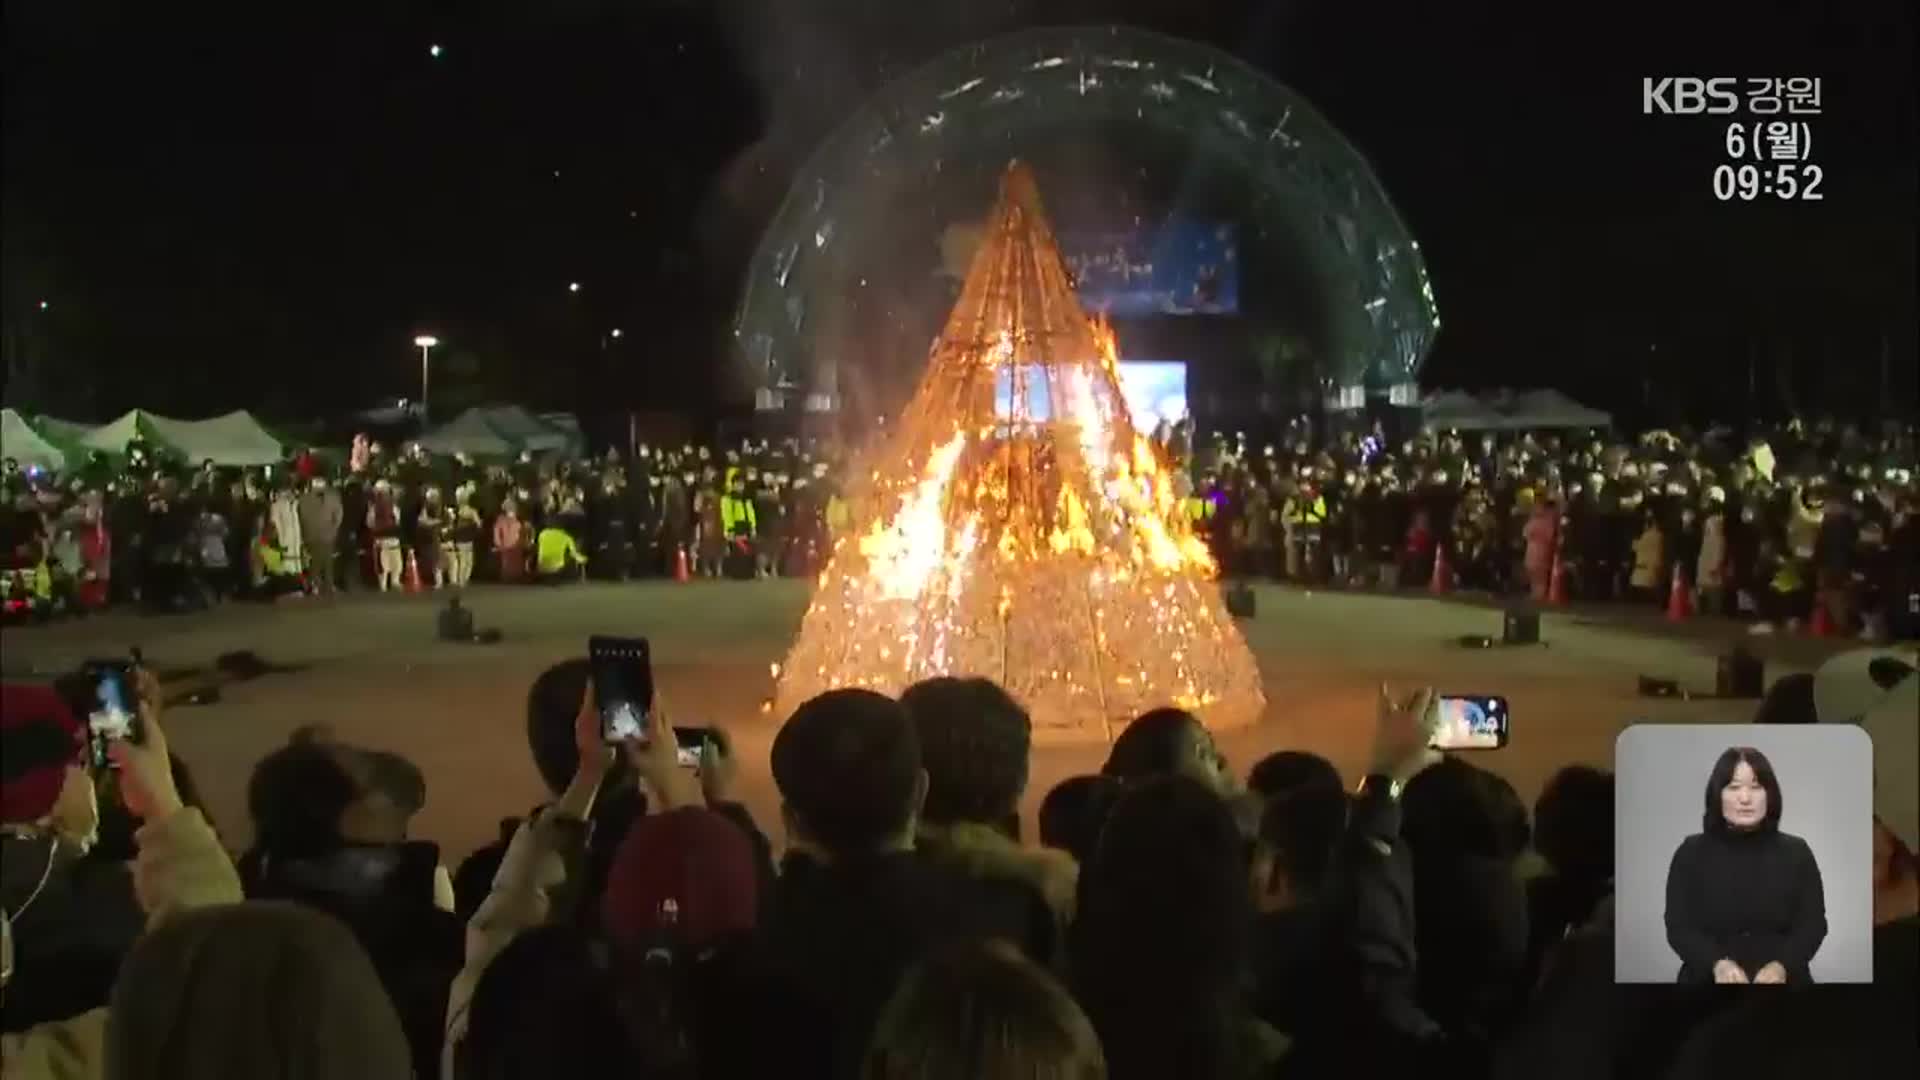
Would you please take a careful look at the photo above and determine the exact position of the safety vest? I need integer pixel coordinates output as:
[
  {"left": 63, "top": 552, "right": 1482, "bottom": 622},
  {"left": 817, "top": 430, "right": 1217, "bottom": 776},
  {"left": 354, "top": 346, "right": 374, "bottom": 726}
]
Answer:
[
  {"left": 536, "top": 527, "right": 582, "bottom": 574},
  {"left": 1184, "top": 496, "right": 1214, "bottom": 522},
  {"left": 1285, "top": 495, "right": 1327, "bottom": 526},
  {"left": 1770, "top": 558, "right": 1804, "bottom": 594},
  {"left": 721, "top": 494, "right": 757, "bottom": 537}
]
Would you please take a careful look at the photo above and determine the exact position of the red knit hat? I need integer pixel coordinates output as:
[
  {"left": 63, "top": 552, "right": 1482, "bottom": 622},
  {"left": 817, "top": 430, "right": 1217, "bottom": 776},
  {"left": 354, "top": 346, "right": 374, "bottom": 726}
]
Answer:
[
  {"left": 1, "top": 683, "right": 86, "bottom": 824},
  {"left": 600, "top": 807, "right": 758, "bottom": 952}
]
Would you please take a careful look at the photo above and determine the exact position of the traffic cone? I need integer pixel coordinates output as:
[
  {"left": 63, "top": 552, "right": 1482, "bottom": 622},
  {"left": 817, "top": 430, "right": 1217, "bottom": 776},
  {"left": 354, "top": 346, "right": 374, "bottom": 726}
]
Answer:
[
  {"left": 404, "top": 548, "right": 423, "bottom": 593},
  {"left": 1665, "top": 563, "right": 1691, "bottom": 621},
  {"left": 1547, "top": 553, "right": 1568, "bottom": 607},
  {"left": 1429, "top": 545, "right": 1451, "bottom": 595},
  {"left": 1808, "top": 599, "right": 1833, "bottom": 637},
  {"left": 673, "top": 544, "right": 690, "bottom": 583}
]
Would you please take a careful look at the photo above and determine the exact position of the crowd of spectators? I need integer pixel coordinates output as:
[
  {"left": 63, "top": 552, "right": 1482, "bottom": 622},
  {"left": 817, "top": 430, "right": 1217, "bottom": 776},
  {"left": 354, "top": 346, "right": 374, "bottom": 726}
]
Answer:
[
  {"left": 4, "top": 414, "right": 1915, "bottom": 639},
  {"left": 3, "top": 644, "right": 1915, "bottom": 1079}
]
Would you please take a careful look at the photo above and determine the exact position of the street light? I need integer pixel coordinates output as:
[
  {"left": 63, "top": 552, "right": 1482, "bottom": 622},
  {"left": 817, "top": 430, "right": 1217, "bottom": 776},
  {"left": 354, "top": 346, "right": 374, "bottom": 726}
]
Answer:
[
  {"left": 609, "top": 328, "right": 623, "bottom": 338},
  {"left": 568, "top": 281, "right": 582, "bottom": 293},
  {"left": 414, "top": 335, "right": 439, "bottom": 416}
]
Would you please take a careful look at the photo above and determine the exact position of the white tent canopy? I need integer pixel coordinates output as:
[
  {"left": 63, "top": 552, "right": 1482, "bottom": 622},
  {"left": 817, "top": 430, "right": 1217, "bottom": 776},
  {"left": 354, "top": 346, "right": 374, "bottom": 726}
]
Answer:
[
  {"left": 1, "top": 408, "right": 67, "bottom": 470},
  {"left": 78, "top": 410, "right": 154, "bottom": 455},
  {"left": 414, "top": 408, "right": 519, "bottom": 457},
  {"left": 1421, "top": 388, "right": 1612, "bottom": 432},
  {"left": 147, "top": 410, "right": 287, "bottom": 466},
  {"left": 471, "top": 405, "right": 570, "bottom": 453},
  {"left": 34, "top": 416, "right": 94, "bottom": 445},
  {"left": 1502, "top": 389, "right": 1613, "bottom": 431},
  {"left": 1419, "top": 390, "right": 1507, "bottom": 432}
]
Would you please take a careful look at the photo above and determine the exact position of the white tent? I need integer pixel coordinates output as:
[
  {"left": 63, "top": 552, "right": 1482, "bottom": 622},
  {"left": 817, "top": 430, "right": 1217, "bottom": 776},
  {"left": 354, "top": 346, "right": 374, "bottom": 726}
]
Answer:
[
  {"left": 1, "top": 408, "right": 67, "bottom": 470},
  {"left": 34, "top": 416, "right": 94, "bottom": 445},
  {"left": 78, "top": 410, "right": 158, "bottom": 455},
  {"left": 473, "top": 405, "right": 571, "bottom": 453},
  {"left": 146, "top": 410, "right": 288, "bottom": 465},
  {"left": 414, "top": 408, "right": 518, "bottom": 457},
  {"left": 1419, "top": 390, "right": 1506, "bottom": 432},
  {"left": 1422, "top": 389, "right": 1612, "bottom": 432},
  {"left": 1500, "top": 389, "right": 1612, "bottom": 431}
]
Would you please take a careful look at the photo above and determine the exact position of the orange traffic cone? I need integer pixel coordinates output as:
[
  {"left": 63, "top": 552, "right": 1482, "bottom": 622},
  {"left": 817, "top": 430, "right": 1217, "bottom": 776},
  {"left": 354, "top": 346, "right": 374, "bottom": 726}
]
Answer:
[
  {"left": 1808, "top": 599, "right": 1833, "bottom": 637},
  {"left": 1547, "top": 553, "right": 1568, "bottom": 607},
  {"left": 673, "top": 544, "right": 690, "bottom": 582},
  {"left": 1429, "top": 544, "right": 1451, "bottom": 595},
  {"left": 1665, "top": 563, "right": 1691, "bottom": 621},
  {"left": 404, "top": 548, "right": 423, "bottom": 593}
]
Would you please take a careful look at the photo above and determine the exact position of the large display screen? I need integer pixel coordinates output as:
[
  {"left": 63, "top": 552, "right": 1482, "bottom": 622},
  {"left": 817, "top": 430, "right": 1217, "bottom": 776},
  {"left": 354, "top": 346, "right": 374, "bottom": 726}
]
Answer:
[
  {"left": 992, "top": 361, "right": 1187, "bottom": 429},
  {"left": 1062, "top": 220, "right": 1238, "bottom": 316},
  {"left": 1115, "top": 361, "right": 1188, "bottom": 429}
]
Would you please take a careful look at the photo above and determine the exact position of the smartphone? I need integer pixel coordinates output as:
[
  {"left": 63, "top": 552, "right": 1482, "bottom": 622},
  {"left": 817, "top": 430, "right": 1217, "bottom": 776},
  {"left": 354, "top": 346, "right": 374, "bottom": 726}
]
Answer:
[
  {"left": 673, "top": 726, "right": 712, "bottom": 769},
  {"left": 84, "top": 662, "right": 142, "bottom": 768},
  {"left": 1430, "top": 694, "right": 1509, "bottom": 751},
  {"left": 588, "top": 635, "right": 653, "bottom": 743}
]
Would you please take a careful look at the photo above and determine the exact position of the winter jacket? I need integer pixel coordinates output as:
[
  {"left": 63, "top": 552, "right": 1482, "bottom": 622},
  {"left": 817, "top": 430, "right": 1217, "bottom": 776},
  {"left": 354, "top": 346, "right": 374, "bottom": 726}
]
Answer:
[
  {"left": 297, "top": 489, "right": 345, "bottom": 550},
  {"left": 441, "top": 810, "right": 591, "bottom": 1080},
  {"left": 1696, "top": 517, "right": 1728, "bottom": 589},
  {"left": 752, "top": 849, "right": 1057, "bottom": 1079},
  {"left": 913, "top": 821, "right": 1078, "bottom": 969},
  {"left": 0, "top": 809, "right": 241, "bottom": 1080},
  {"left": 491, "top": 513, "right": 523, "bottom": 552},
  {"left": 0, "top": 838, "right": 144, "bottom": 1035},
  {"left": 1629, "top": 525, "right": 1667, "bottom": 589},
  {"left": 244, "top": 840, "right": 463, "bottom": 1080}
]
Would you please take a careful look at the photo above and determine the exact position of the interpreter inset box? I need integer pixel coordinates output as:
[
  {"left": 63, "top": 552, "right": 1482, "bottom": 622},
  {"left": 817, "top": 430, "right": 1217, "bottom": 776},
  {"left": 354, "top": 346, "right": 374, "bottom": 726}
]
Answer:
[{"left": 1613, "top": 724, "right": 1872, "bottom": 984}]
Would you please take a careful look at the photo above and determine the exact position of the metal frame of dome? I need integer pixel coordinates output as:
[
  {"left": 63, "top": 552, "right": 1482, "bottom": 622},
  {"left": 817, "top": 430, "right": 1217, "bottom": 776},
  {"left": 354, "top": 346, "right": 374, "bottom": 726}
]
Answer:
[{"left": 733, "top": 24, "right": 1439, "bottom": 405}]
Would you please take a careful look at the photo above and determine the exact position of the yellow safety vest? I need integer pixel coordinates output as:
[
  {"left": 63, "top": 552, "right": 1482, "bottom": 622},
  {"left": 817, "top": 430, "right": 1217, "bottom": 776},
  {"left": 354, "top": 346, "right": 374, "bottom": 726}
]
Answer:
[
  {"left": 536, "top": 527, "right": 582, "bottom": 574},
  {"left": 721, "top": 494, "right": 757, "bottom": 536}
]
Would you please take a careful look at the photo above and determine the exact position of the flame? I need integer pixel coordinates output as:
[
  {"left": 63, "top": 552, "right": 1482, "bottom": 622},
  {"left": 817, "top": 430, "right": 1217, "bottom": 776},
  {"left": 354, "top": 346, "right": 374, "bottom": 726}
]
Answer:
[
  {"left": 856, "top": 431, "right": 969, "bottom": 602},
  {"left": 772, "top": 163, "right": 1262, "bottom": 737}
]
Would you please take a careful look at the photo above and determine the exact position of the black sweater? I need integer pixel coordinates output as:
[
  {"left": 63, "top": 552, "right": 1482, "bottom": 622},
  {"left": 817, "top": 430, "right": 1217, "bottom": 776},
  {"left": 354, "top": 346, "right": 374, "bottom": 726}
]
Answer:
[{"left": 1664, "top": 827, "right": 1827, "bottom": 984}]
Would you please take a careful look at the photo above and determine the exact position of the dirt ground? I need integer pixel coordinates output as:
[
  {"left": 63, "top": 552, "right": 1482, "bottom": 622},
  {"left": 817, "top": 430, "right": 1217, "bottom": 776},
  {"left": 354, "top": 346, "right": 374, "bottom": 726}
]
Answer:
[{"left": 0, "top": 580, "right": 1861, "bottom": 864}]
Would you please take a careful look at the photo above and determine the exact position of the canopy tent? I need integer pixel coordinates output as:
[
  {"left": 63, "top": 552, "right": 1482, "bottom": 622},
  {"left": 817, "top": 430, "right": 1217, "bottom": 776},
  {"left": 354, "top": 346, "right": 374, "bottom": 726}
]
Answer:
[
  {"left": 1421, "top": 388, "right": 1612, "bottom": 432},
  {"left": 413, "top": 408, "right": 519, "bottom": 457},
  {"left": 34, "top": 416, "right": 95, "bottom": 445},
  {"left": 1419, "top": 390, "right": 1507, "bottom": 432},
  {"left": 1501, "top": 389, "right": 1613, "bottom": 431},
  {"left": 1, "top": 408, "right": 69, "bottom": 470},
  {"left": 535, "top": 412, "right": 585, "bottom": 456},
  {"left": 145, "top": 410, "right": 288, "bottom": 466},
  {"left": 471, "top": 405, "right": 571, "bottom": 453},
  {"left": 76, "top": 410, "right": 166, "bottom": 455}
]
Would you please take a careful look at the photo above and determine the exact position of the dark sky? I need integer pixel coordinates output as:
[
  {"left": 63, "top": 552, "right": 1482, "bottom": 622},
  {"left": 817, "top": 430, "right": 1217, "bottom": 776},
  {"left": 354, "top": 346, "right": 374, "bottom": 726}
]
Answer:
[{"left": 4, "top": 0, "right": 1913, "bottom": 426}]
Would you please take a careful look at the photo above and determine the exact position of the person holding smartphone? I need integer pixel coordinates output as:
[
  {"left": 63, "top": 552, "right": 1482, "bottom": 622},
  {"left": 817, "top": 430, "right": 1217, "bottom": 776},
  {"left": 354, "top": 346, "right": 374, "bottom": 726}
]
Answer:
[
  {"left": 444, "top": 675, "right": 705, "bottom": 1077},
  {"left": 1, "top": 668, "right": 234, "bottom": 1042}
]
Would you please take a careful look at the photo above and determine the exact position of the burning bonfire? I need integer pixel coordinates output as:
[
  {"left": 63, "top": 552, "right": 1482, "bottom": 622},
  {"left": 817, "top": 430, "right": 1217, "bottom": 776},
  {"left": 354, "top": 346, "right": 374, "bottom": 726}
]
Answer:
[{"left": 773, "top": 162, "right": 1264, "bottom": 742}]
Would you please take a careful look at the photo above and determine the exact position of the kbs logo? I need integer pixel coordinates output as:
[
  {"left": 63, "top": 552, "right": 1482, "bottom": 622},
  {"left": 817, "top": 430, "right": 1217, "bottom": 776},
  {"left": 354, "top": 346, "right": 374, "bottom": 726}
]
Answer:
[{"left": 1642, "top": 77, "right": 1740, "bottom": 115}]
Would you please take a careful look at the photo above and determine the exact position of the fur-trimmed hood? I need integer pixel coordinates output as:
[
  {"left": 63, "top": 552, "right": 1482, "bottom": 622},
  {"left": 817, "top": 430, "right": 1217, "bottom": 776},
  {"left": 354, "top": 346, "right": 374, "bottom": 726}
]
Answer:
[{"left": 913, "top": 820, "right": 1079, "bottom": 924}]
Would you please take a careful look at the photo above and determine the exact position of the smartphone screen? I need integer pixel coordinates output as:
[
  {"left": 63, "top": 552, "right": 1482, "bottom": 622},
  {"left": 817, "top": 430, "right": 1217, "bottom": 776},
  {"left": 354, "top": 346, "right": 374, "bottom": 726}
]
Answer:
[
  {"left": 673, "top": 726, "right": 710, "bottom": 768},
  {"left": 588, "top": 636, "right": 653, "bottom": 742},
  {"left": 87, "top": 664, "right": 140, "bottom": 767},
  {"left": 1430, "top": 694, "right": 1509, "bottom": 750}
]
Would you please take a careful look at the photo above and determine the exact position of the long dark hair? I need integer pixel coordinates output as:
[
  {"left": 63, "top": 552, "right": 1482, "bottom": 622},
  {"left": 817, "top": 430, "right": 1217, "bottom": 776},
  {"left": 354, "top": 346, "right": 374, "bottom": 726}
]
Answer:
[
  {"left": 1069, "top": 776, "right": 1251, "bottom": 1080},
  {"left": 1703, "top": 745, "right": 1783, "bottom": 834}
]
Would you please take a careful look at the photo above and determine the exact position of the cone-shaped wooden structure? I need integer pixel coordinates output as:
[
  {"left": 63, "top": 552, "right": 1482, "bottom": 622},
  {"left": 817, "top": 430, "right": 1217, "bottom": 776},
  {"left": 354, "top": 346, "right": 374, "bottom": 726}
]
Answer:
[{"left": 773, "top": 162, "right": 1263, "bottom": 742}]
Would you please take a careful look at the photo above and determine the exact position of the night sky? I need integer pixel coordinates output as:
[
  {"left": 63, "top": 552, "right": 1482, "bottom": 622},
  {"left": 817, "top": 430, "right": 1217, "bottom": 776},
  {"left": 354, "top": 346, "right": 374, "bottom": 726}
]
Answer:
[{"left": 4, "top": 0, "right": 1913, "bottom": 429}]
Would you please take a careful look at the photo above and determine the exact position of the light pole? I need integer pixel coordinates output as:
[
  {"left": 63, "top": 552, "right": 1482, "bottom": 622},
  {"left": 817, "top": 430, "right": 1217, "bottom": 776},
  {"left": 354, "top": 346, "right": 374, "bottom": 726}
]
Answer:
[{"left": 414, "top": 335, "right": 439, "bottom": 417}]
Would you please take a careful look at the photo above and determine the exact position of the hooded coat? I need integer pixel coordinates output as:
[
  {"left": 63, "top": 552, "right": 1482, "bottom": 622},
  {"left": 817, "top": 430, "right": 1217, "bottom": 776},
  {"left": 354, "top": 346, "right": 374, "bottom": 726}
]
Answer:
[{"left": 1, "top": 808, "right": 243, "bottom": 1080}]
